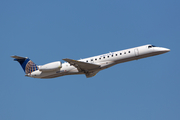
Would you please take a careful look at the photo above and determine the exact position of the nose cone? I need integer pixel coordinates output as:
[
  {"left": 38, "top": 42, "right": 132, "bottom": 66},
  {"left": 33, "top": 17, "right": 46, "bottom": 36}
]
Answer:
[
  {"left": 159, "top": 47, "right": 170, "bottom": 52},
  {"left": 154, "top": 47, "right": 170, "bottom": 53}
]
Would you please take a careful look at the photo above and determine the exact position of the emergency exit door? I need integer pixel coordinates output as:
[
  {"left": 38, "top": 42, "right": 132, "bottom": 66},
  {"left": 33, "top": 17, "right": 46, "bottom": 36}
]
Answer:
[{"left": 134, "top": 48, "right": 139, "bottom": 57}]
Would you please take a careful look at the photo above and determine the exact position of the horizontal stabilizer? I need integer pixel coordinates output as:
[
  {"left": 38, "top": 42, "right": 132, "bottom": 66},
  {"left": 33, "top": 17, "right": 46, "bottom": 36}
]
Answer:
[{"left": 11, "top": 55, "right": 26, "bottom": 60}]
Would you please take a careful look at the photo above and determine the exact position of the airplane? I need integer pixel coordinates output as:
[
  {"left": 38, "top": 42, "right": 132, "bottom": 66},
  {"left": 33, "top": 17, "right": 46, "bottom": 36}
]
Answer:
[{"left": 11, "top": 44, "right": 170, "bottom": 79}]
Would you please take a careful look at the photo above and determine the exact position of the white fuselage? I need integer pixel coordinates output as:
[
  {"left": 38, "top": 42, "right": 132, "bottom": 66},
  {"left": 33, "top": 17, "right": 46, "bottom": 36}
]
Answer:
[{"left": 28, "top": 44, "right": 170, "bottom": 79}]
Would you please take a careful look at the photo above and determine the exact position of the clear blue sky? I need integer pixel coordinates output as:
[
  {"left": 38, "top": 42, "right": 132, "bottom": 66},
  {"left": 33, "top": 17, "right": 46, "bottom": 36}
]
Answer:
[{"left": 1, "top": 0, "right": 180, "bottom": 120}]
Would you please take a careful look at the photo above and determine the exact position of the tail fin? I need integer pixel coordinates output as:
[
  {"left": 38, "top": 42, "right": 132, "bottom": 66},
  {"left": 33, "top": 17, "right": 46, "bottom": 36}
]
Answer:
[{"left": 11, "top": 56, "right": 38, "bottom": 74}]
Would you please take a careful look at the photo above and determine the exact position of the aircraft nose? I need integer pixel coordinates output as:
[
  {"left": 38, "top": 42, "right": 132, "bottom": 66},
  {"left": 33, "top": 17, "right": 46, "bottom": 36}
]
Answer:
[
  {"left": 159, "top": 47, "right": 170, "bottom": 52},
  {"left": 154, "top": 47, "right": 170, "bottom": 53},
  {"left": 165, "top": 48, "right": 170, "bottom": 52}
]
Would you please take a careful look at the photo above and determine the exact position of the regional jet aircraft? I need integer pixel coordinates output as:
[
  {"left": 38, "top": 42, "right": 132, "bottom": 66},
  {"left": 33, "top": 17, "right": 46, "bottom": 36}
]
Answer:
[{"left": 11, "top": 44, "right": 170, "bottom": 79}]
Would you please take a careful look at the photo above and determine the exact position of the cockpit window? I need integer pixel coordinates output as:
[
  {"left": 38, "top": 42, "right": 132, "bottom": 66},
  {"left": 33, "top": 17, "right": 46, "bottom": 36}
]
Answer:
[
  {"left": 148, "top": 45, "right": 156, "bottom": 48},
  {"left": 148, "top": 45, "right": 152, "bottom": 48}
]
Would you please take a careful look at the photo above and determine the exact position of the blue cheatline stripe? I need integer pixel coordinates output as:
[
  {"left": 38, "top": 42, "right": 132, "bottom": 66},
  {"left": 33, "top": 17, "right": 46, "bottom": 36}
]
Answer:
[{"left": 21, "top": 58, "right": 30, "bottom": 72}]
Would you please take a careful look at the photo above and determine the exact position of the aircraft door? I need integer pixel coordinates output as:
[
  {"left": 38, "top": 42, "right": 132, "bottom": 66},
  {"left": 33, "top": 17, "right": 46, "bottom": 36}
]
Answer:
[{"left": 134, "top": 48, "right": 139, "bottom": 57}]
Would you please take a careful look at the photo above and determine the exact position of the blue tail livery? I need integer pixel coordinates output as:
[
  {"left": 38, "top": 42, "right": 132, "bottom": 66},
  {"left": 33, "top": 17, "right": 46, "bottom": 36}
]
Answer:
[{"left": 11, "top": 56, "right": 38, "bottom": 74}]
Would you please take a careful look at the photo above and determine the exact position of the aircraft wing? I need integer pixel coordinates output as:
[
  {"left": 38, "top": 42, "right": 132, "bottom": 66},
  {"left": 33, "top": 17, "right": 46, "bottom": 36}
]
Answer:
[{"left": 63, "top": 58, "right": 100, "bottom": 72}]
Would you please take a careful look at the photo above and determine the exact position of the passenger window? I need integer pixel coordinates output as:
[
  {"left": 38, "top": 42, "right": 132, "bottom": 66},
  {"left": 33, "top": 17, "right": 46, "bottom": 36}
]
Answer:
[
  {"left": 120, "top": 53, "right": 122, "bottom": 55},
  {"left": 95, "top": 58, "right": 97, "bottom": 60},
  {"left": 99, "top": 58, "right": 101, "bottom": 60},
  {"left": 86, "top": 60, "right": 88, "bottom": 62},
  {"left": 108, "top": 56, "right": 109, "bottom": 58},
  {"left": 103, "top": 57, "right": 105, "bottom": 59},
  {"left": 116, "top": 54, "right": 117, "bottom": 56},
  {"left": 112, "top": 55, "right": 113, "bottom": 57},
  {"left": 124, "top": 52, "right": 126, "bottom": 54},
  {"left": 129, "top": 51, "right": 130, "bottom": 53},
  {"left": 91, "top": 59, "right": 93, "bottom": 61}
]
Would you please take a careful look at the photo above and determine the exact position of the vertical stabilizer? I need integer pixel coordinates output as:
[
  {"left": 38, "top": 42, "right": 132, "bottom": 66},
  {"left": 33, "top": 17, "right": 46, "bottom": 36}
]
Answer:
[{"left": 11, "top": 56, "right": 38, "bottom": 74}]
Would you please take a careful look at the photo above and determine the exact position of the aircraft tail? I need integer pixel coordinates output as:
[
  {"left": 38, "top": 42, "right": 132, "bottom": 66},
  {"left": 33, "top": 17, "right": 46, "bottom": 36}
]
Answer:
[{"left": 11, "top": 56, "right": 38, "bottom": 74}]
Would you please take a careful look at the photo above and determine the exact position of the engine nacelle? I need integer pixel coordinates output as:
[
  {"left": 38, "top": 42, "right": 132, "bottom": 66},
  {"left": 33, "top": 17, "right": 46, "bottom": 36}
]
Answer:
[{"left": 39, "top": 61, "right": 62, "bottom": 71}]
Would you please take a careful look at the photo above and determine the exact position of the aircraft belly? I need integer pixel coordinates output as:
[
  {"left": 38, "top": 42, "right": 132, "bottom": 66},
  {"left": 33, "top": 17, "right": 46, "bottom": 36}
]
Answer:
[
  {"left": 115, "top": 56, "right": 137, "bottom": 64},
  {"left": 39, "top": 68, "right": 81, "bottom": 79},
  {"left": 136, "top": 51, "right": 166, "bottom": 59}
]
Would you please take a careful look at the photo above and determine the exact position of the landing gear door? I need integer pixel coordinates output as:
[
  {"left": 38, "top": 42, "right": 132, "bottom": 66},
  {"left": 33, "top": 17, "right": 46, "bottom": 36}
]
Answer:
[{"left": 134, "top": 48, "right": 139, "bottom": 57}]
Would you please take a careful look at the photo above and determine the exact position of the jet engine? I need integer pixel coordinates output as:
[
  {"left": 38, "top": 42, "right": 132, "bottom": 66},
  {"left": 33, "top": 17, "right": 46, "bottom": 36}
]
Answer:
[{"left": 39, "top": 61, "right": 62, "bottom": 71}]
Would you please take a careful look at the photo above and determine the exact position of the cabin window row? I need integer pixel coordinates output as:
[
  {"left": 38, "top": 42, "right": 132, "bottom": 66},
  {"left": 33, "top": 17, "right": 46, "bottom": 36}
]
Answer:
[{"left": 86, "top": 51, "right": 131, "bottom": 63}]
